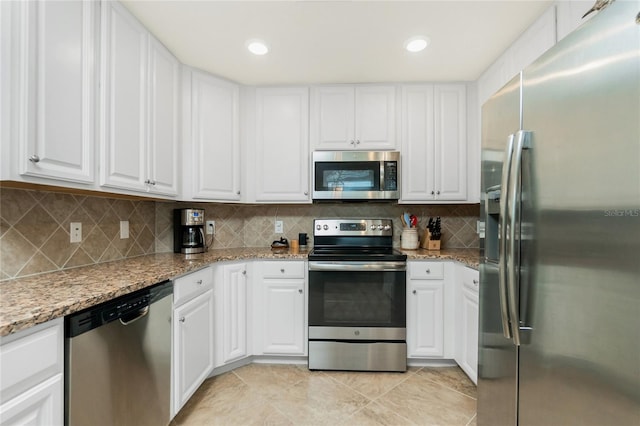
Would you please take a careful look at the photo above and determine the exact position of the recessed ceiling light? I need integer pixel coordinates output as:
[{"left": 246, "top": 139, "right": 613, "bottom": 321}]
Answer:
[
  {"left": 404, "top": 36, "right": 430, "bottom": 53},
  {"left": 246, "top": 39, "right": 269, "bottom": 55}
]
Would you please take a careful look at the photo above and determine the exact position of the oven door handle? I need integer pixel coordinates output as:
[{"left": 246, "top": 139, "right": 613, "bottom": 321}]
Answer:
[{"left": 308, "top": 261, "right": 406, "bottom": 272}]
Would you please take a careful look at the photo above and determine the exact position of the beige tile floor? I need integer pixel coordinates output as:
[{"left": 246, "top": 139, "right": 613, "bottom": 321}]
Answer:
[{"left": 172, "top": 364, "right": 477, "bottom": 426}]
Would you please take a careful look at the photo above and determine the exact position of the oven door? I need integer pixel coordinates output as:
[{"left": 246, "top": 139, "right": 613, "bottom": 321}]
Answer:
[{"left": 308, "top": 261, "right": 406, "bottom": 339}]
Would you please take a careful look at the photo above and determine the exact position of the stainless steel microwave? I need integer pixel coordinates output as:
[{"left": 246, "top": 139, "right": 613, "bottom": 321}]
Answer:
[{"left": 312, "top": 151, "right": 400, "bottom": 201}]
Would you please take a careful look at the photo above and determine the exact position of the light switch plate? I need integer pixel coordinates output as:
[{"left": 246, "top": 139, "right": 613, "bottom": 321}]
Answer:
[
  {"left": 120, "top": 221, "right": 129, "bottom": 239},
  {"left": 275, "top": 220, "right": 284, "bottom": 234}
]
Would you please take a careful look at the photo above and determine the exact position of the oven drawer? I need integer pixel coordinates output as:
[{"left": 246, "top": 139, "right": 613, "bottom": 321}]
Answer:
[
  {"left": 408, "top": 262, "right": 444, "bottom": 280},
  {"left": 262, "top": 261, "right": 305, "bottom": 279},
  {"left": 308, "top": 341, "right": 407, "bottom": 372}
]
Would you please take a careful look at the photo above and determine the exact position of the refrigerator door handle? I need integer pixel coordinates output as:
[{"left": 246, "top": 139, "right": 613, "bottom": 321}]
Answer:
[
  {"left": 506, "top": 130, "right": 531, "bottom": 346},
  {"left": 498, "top": 133, "right": 516, "bottom": 339}
]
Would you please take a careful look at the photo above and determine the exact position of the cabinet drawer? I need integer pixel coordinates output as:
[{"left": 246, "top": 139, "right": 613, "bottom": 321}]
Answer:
[
  {"left": 0, "top": 318, "right": 63, "bottom": 403},
  {"left": 173, "top": 266, "right": 213, "bottom": 306},
  {"left": 408, "top": 262, "right": 444, "bottom": 280},
  {"left": 262, "top": 261, "right": 305, "bottom": 279},
  {"left": 461, "top": 266, "right": 480, "bottom": 293}
]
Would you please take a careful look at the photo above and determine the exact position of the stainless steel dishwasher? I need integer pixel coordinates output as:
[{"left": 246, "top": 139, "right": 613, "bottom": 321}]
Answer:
[{"left": 65, "top": 280, "right": 173, "bottom": 426}]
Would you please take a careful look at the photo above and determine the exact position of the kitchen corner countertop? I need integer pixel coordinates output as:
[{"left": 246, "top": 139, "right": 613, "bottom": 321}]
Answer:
[{"left": 0, "top": 247, "right": 478, "bottom": 338}]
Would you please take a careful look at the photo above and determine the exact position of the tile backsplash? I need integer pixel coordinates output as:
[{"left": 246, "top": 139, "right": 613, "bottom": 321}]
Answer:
[
  {"left": 0, "top": 188, "right": 156, "bottom": 280},
  {"left": 156, "top": 202, "right": 480, "bottom": 252},
  {"left": 1, "top": 187, "right": 479, "bottom": 280}
]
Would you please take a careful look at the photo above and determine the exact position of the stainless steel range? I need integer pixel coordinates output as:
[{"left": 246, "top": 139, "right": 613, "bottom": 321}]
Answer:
[{"left": 307, "top": 218, "right": 407, "bottom": 372}]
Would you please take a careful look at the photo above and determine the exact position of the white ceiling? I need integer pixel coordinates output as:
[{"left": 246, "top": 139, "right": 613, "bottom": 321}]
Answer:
[{"left": 121, "top": 0, "right": 552, "bottom": 85}]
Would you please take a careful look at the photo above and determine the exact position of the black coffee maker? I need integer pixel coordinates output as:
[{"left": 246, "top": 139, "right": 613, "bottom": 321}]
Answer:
[{"left": 173, "top": 208, "right": 206, "bottom": 254}]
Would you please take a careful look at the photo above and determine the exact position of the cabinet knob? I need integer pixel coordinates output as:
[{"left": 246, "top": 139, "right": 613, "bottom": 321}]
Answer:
[
  {"left": 237, "top": 191, "right": 241, "bottom": 195},
  {"left": 473, "top": 279, "right": 479, "bottom": 286},
  {"left": 431, "top": 190, "right": 435, "bottom": 195},
  {"left": 412, "top": 289, "right": 417, "bottom": 295},
  {"left": 436, "top": 190, "right": 440, "bottom": 195},
  {"left": 304, "top": 191, "right": 308, "bottom": 196},
  {"left": 426, "top": 269, "right": 431, "bottom": 274},
  {"left": 355, "top": 140, "right": 360, "bottom": 145},
  {"left": 242, "top": 270, "right": 246, "bottom": 275},
  {"left": 298, "top": 289, "right": 303, "bottom": 294},
  {"left": 350, "top": 140, "right": 355, "bottom": 145},
  {"left": 196, "top": 279, "right": 203, "bottom": 285},
  {"left": 280, "top": 268, "right": 285, "bottom": 273},
  {"left": 179, "top": 317, "right": 185, "bottom": 323},
  {"left": 29, "top": 155, "right": 40, "bottom": 163}
]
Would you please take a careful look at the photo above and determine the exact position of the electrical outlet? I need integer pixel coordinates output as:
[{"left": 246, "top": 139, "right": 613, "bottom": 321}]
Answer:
[
  {"left": 275, "top": 220, "right": 284, "bottom": 234},
  {"left": 120, "top": 220, "right": 129, "bottom": 239},
  {"left": 206, "top": 220, "right": 215, "bottom": 235},
  {"left": 70, "top": 222, "right": 82, "bottom": 243}
]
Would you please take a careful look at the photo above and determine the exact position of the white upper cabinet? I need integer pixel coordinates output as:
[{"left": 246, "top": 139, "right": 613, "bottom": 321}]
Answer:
[
  {"left": 401, "top": 84, "right": 467, "bottom": 203},
  {"left": 183, "top": 69, "right": 240, "bottom": 201},
  {"left": 311, "top": 85, "right": 397, "bottom": 150},
  {"left": 147, "top": 38, "right": 180, "bottom": 196},
  {"left": 8, "top": 0, "right": 96, "bottom": 184},
  {"left": 100, "top": 1, "right": 179, "bottom": 197},
  {"left": 252, "top": 87, "right": 310, "bottom": 203}
]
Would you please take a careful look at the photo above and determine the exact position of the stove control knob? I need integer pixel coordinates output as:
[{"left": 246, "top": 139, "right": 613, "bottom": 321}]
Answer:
[
  {"left": 383, "top": 225, "right": 391, "bottom": 231},
  {"left": 370, "top": 225, "right": 376, "bottom": 230},
  {"left": 316, "top": 224, "right": 321, "bottom": 230},
  {"left": 377, "top": 225, "right": 384, "bottom": 230},
  {"left": 323, "top": 224, "right": 329, "bottom": 230}
]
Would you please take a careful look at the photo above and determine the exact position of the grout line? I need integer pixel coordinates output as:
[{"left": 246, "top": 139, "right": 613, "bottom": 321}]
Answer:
[{"left": 466, "top": 412, "right": 477, "bottom": 426}]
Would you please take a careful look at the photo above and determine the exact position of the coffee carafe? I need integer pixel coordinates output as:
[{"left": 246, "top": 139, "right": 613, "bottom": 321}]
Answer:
[{"left": 174, "top": 208, "right": 206, "bottom": 254}]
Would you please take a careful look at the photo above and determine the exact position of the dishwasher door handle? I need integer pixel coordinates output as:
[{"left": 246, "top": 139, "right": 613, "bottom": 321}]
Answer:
[{"left": 119, "top": 306, "right": 150, "bottom": 326}]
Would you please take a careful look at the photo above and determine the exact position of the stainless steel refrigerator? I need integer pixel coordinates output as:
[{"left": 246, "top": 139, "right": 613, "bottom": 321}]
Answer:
[{"left": 478, "top": 2, "right": 640, "bottom": 425}]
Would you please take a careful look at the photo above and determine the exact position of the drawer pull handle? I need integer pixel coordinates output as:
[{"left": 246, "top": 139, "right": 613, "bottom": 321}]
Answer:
[
  {"left": 298, "top": 289, "right": 303, "bottom": 294},
  {"left": 196, "top": 279, "right": 203, "bottom": 285},
  {"left": 426, "top": 269, "right": 431, "bottom": 274},
  {"left": 29, "top": 155, "right": 40, "bottom": 163},
  {"left": 179, "top": 317, "right": 185, "bottom": 323}
]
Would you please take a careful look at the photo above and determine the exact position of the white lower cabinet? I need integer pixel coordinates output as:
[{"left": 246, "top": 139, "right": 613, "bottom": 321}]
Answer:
[
  {"left": 253, "top": 261, "right": 307, "bottom": 356},
  {"left": 455, "top": 265, "right": 479, "bottom": 384},
  {"left": 0, "top": 318, "right": 63, "bottom": 426},
  {"left": 172, "top": 267, "right": 214, "bottom": 417},
  {"left": 407, "top": 262, "right": 446, "bottom": 358},
  {"left": 213, "top": 262, "right": 250, "bottom": 367}
]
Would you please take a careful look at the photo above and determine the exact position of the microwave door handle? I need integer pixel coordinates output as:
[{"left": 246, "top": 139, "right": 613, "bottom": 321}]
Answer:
[
  {"left": 506, "top": 130, "right": 531, "bottom": 346},
  {"left": 499, "top": 134, "right": 515, "bottom": 340}
]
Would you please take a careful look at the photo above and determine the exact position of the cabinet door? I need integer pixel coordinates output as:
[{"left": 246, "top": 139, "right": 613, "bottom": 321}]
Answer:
[
  {"left": 434, "top": 84, "right": 467, "bottom": 201},
  {"left": 355, "top": 85, "right": 397, "bottom": 150},
  {"left": 400, "top": 85, "right": 435, "bottom": 201},
  {"left": 254, "top": 87, "right": 310, "bottom": 202},
  {"left": 190, "top": 71, "right": 240, "bottom": 201},
  {"left": 15, "top": 0, "right": 96, "bottom": 184},
  {"left": 100, "top": 1, "right": 148, "bottom": 191},
  {"left": 147, "top": 37, "right": 179, "bottom": 196},
  {"left": 460, "top": 286, "right": 479, "bottom": 384},
  {"left": 173, "top": 289, "right": 214, "bottom": 415},
  {"left": 260, "top": 279, "right": 305, "bottom": 355},
  {"left": 311, "top": 86, "right": 355, "bottom": 150},
  {"left": 407, "top": 280, "right": 444, "bottom": 357},
  {"left": 215, "top": 263, "right": 248, "bottom": 366},
  {"left": 0, "top": 374, "right": 63, "bottom": 426}
]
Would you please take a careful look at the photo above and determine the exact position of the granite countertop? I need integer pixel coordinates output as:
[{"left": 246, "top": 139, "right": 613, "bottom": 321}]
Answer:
[{"left": 0, "top": 247, "right": 478, "bottom": 337}]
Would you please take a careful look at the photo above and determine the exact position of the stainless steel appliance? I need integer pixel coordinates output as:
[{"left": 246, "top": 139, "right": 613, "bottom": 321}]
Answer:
[
  {"left": 173, "top": 208, "right": 206, "bottom": 254},
  {"left": 65, "top": 281, "right": 173, "bottom": 426},
  {"left": 312, "top": 151, "right": 400, "bottom": 201},
  {"left": 308, "top": 218, "right": 407, "bottom": 372},
  {"left": 479, "top": 3, "right": 640, "bottom": 425}
]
